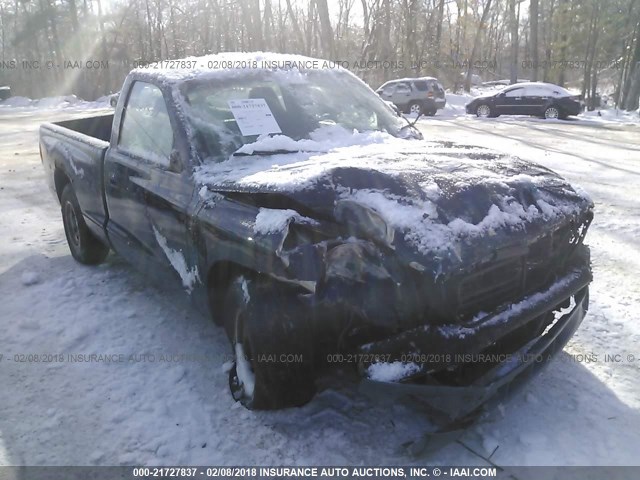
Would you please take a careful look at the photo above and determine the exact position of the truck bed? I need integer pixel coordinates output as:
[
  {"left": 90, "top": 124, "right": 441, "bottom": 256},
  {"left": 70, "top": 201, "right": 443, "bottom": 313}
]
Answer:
[
  {"left": 52, "top": 114, "right": 114, "bottom": 142},
  {"left": 40, "top": 114, "right": 114, "bottom": 245}
]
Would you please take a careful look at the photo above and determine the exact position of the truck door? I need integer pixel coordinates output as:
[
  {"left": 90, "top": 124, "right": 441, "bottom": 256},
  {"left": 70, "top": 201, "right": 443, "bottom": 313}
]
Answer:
[{"left": 104, "top": 81, "right": 198, "bottom": 291}]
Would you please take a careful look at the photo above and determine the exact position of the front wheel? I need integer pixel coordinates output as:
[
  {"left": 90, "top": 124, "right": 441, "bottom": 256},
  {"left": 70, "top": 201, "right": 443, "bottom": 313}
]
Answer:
[
  {"left": 224, "top": 276, "right": 315, "bottom": 410},
  {"left": 476, "top": 104, "right": 494, "bottom": 118},
  {"left": 61, "top": 185, "right": 109, "bottom": 265}
]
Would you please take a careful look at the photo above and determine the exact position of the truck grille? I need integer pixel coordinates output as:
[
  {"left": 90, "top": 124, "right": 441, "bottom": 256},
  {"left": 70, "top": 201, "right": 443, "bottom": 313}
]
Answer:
[
  {"left": 458, "top": 259, "right": 523, "bottom": 314},
  {"left": 453, "top": 215, "right": 591, "bottom": 321}
]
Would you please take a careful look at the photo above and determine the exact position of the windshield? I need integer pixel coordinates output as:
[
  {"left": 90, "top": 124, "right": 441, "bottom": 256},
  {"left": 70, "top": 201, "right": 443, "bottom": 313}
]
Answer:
[{"left": 178, "top": 68, "right": 409, "bottom": 161}]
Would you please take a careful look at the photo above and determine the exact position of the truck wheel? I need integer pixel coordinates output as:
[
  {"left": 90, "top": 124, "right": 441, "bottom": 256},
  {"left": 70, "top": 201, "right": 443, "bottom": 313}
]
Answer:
[
  {"left": 224, "top": 276, "right": 315, "bottom": 410},
  {"left": 60, "top": 184, "right": 109, "bottom": 265}
]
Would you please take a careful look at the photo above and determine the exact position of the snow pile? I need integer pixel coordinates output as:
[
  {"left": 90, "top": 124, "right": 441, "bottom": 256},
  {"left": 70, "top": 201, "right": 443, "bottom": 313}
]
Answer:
[
  {"left": 234, "top": 343, "right": 255, "bottom": 398},
  {"left": 442, "top": 92, "right": 475, "bottom": 116},
  {"left": 367, "top": 361, "right": 421, "bottom": 382},
  {"left": 345, "top": 187, "right": 548, "bottom": 254},
  {"left": 1, "top": 96, "right": 33, "bottom": 107},
  {"left": 0, "top": 95, "right": 110, "bottom": 110},
  {"left": 235, "top": 125, "right": 389, "bottom": 156},
  {"left": 20, "top": 271, "right": 40, "bottom": 286},
  {"left": 253, "top": 208, "right": 315, "bottom": 235},
  {"left": 579, "top": 108, "right": 640, "bottom": 125}
]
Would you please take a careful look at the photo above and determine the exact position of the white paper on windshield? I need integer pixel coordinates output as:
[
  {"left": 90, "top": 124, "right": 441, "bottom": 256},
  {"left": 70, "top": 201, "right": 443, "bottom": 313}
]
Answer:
[{"left": 228, "top": 99, "right": 282, "bottom": 136}]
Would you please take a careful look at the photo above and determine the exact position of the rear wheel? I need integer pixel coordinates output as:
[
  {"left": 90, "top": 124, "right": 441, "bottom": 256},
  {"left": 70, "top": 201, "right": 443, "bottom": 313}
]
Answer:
[
  {"left": 224, "top": 276, "right": 315, "bottom": 410},
  {"left": 61, "top": 185, "right": 109, "bottom": 265},
  {"left": 424, "top": 108, "right": 437, "bottom": 117},
  {"left": 407, "top": 102, "right": 423, "bottom": 116},
  {"left": 544, "top": 106, "right": 560, "bottom": 119}
]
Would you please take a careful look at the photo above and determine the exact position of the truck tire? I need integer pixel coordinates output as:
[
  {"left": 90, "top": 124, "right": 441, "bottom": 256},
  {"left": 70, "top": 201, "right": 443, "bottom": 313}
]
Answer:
[
  {"left": 60, "top": 184, "right": 109, "bottom": 265},
  {"left": 224, "top": 275, "right": 315, "bottom": 410}
]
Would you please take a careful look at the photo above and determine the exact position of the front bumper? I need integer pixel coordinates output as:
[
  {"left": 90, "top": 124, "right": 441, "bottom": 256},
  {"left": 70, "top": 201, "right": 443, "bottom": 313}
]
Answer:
[{"left": 356, "top": 264, "right": 591, "bottom": 431}]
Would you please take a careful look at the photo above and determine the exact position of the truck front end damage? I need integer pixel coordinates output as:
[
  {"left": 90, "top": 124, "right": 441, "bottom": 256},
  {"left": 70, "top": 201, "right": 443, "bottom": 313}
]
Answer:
[
  {"left": 196, "top": 139, "right": 594, "bottom": 418},
  {"left": 257, "top": 201, "right": 593, "bottom": 428}
]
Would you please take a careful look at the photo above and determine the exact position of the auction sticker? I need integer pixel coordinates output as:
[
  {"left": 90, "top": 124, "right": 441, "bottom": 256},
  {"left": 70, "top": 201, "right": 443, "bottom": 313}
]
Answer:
[{"left": 228, "top": 98, "right": 282, "bottom": 136}]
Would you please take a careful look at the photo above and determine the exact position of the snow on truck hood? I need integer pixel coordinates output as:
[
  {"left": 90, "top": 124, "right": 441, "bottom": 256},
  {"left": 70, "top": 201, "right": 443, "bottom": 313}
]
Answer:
[{"left": 195, "top": 133, "right": 593, "bottom": 259}]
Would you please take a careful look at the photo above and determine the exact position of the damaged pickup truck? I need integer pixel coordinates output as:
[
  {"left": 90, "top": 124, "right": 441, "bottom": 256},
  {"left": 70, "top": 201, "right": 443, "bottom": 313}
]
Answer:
[{"left": 40, "top": 53, "right": 593, "bottom": 429}]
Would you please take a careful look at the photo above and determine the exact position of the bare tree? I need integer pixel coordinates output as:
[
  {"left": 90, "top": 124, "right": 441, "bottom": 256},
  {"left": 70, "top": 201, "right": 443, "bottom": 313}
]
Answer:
[
  {"left": 465, "top": 0, "right": 493, "bottom": 91},
  {"left": 529, "top": 0, "right": 538, "bottom": 81}
]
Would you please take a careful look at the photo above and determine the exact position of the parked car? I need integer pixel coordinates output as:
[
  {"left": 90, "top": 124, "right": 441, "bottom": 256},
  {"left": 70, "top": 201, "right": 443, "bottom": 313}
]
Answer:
[
  {"left": 0, "top": 86, "right": 11, "bottom": 101},
  {"left": 466, "top": 82, "right": 583, "bottom": 119},
  {"left": 481, "top": 79, "right": 529, "bottom": 87},
  {"left": 376, "top": 77, "right": 446, "bottom": 116},
  {"left": 40, "top": 54, "right": 593, "bottom": 432}
]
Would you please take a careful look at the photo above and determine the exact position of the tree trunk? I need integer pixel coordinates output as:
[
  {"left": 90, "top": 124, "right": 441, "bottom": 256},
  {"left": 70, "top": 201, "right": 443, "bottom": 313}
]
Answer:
[
  {"left": 623, "top": 21, "right": 640, "bottom": 110},
  {"left": 530, "top": 0, "right": 538, "bottom": 81},
  {"left": 465, "top": 0, "right": 493, "bottom": 92},
  {"left": 557, "top": 0, "right": 569, "bottom": 86},
  {"left": 285, "top": 0, "right": 304, "bottom": 52},
  {"left": 435, "top": 0, "right": 445, "bottom": 56},
  {"left": 509, "top": 0, "right": 518, "bottom": 84},
  {"left": 315, "top": 0, "right": 334, "bottom": 57}
]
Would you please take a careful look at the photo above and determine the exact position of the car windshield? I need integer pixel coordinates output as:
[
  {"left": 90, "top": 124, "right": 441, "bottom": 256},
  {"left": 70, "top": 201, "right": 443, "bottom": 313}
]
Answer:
[{"left": 178, "top": 68, "right": 408, "bottom": 162}]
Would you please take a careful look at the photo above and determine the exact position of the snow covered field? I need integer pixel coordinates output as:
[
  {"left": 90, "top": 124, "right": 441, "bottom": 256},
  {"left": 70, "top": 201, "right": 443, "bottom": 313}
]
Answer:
[{"left": 0, "top": 107, "right": 638, "bottom": 471}]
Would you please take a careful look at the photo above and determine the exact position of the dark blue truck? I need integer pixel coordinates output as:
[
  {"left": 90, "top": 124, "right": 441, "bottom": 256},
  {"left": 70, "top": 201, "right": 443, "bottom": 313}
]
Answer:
[{"left": 40, "top": 53, "right": 593, "bottom": 433}]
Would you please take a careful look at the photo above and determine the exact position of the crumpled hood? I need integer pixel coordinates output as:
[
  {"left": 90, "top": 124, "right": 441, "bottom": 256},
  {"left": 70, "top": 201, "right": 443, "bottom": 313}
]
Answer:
[{"left": 195, "top": 139, "right": 593, "bottom": 271}]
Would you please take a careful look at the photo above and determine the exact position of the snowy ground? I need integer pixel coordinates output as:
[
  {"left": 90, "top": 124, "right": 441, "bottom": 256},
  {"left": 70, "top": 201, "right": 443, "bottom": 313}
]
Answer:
[{"left": 0, "top": 107, "right": 639, "bottom": 471}]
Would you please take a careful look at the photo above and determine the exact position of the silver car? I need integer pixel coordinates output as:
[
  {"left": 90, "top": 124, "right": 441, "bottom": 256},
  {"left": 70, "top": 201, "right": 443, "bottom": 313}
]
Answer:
[{"left": 376, "top": 77, "right": 446, "bottom": 116}]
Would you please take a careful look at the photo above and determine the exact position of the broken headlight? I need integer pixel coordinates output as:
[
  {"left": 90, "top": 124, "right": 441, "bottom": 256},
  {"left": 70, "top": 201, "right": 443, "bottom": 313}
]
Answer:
[{"left": 334, "top": 200, "right": 395, "bottom": 248}]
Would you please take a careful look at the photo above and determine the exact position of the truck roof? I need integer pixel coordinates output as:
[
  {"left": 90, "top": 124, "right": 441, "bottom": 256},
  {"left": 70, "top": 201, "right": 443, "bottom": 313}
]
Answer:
[{"left": 132, "top": 51, "right": 344, "bottom": 84}]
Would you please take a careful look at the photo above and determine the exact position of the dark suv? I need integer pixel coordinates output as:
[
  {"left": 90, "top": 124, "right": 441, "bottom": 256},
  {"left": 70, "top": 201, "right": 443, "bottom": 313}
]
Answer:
[{"left": 376, "top": 77, "right": 446, "bottom": 116}]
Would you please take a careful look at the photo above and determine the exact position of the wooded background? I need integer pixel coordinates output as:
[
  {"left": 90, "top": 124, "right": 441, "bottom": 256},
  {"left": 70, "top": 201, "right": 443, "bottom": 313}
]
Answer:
[{"left": 1, "top": 0, "right": 639, "bottom": 111}]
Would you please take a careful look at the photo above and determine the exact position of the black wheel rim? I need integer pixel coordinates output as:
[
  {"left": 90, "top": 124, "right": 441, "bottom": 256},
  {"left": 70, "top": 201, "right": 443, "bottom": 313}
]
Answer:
[{"left": 64, "top": 201, "right": 81, "bottom": 248}]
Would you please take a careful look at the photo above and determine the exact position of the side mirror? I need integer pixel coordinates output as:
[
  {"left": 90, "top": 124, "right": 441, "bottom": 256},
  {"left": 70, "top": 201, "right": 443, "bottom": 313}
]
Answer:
[{"left": 167, "top": 150, "right": 183, "bottom": 173}]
